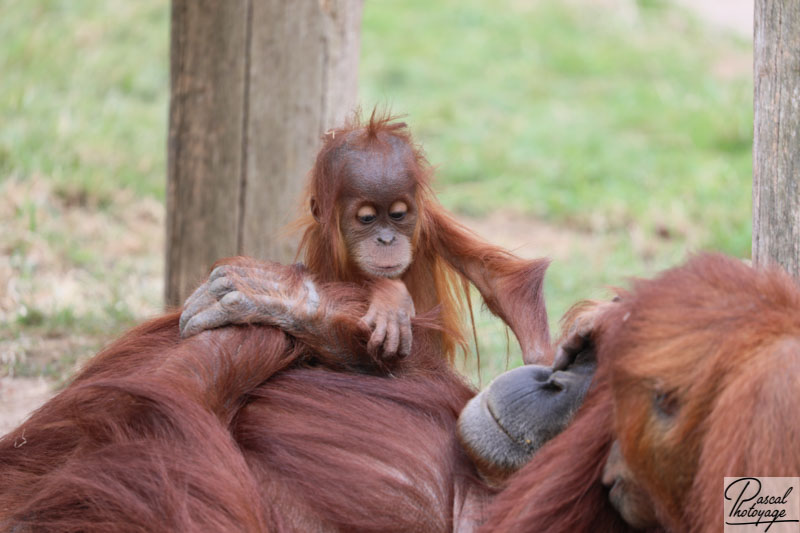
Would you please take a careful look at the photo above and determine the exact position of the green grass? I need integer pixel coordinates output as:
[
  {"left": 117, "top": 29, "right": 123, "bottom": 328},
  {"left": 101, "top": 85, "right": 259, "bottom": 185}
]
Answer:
[
  {"left": 0, "top": 0, "right": 753, "bottom": 383},
  {"left": 359, "top": 0, "right": 753, "bottom": 380},
  {"left": 360, "top": 0, "right": 752, "bottom": 255},
  {"left": 0, "top": 1, "right": 168, "bottom": 200}
]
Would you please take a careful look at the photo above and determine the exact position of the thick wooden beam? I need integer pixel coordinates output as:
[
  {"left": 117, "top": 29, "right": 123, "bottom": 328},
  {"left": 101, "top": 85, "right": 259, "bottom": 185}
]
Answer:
[
  {"left": 753, "top": 0, "right": 800, "bottom": 277},
  {"left": 166, "top": 0, "right": 363, "bottom": 307}
]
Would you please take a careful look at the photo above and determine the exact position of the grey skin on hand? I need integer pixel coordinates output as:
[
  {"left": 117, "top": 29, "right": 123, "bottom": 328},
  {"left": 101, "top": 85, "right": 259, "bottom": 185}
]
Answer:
[
  {"left": 180, "top": 263, "right": 415, "bottom": 361},
  {"left": 179, "top": 264, "right": 321, "bottom": 339}
]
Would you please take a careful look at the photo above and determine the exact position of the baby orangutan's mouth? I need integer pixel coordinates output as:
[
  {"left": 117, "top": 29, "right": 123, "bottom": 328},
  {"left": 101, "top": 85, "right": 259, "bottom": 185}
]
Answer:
[{"left": 361, "top": 262, "right": 409, "bottom": 279}]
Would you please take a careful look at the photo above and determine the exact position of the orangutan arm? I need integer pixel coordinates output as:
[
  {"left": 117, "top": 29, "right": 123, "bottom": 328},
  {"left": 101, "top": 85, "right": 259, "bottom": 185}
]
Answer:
[
  {"left": 180, "top": 258, "right": 362, "bottom": 358},
  {"left": 425, "top": 209, "right": 552, "bottom": 365},
  {"left": 179, "top": 257, "right": 417, "bottom": 363},
  {"left": 180, "top": 258, "right": 416, "bottom": 360},
  {"left": 179, "top": 211, "right": 554, "bottom": 365}
]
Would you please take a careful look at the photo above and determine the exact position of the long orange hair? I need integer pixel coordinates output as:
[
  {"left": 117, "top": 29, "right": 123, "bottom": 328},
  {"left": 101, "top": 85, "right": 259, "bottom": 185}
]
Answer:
[{"left": 293, "top": 110, "right": 470, "bottom": 362}]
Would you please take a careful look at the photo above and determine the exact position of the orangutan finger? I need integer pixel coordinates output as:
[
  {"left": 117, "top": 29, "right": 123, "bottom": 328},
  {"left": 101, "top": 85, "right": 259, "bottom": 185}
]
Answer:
[
  {"left": 219, "top": 291, "right": 260, "bottom": 319},
  {"left": 181, "top": 304, "right": 231, "bottom": 338},
  {"left": 552, "top": 345, "right": 574, "bottom": 371},
  {"left": 368, "top": 316, "right": 388, "bottom": 355},
  {"left": 398, "top": 315, "right": 413, "bottom": 358},
  {"left": 383, "top": 316, "right": 400, "bottom": 358},
  {"left": 182, "top": 280, "right": 213, "bottom": 317},
  {"left": 180, "top": 289, "right": 217, "bottom": 334},
  {"left": 361, "top": 306, "right": 378, "bottom": 329},
  {"left": 208, "top": 276, "right": 236, "bottom": 299},
  {"left": 208, "top": 264, "right": 255, "bottom": 283}
]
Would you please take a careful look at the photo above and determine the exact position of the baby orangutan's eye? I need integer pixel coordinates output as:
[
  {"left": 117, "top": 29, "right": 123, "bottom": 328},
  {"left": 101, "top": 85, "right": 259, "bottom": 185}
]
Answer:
[
  {"left": 389, "top": 201, "right": 408, "bottom": 221},
  {"left": 357, "top": 205, "right": 377, "bottom": 224}
]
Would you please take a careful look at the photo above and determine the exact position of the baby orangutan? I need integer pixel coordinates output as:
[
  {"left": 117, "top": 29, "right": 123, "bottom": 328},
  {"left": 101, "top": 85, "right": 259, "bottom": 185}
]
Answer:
[{"left": 181, "top": 112, "right": 552, "bottom": 368}]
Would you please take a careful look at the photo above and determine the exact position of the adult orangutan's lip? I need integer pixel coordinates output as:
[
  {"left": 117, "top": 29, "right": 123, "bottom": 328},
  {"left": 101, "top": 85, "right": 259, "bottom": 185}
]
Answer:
[{"left": 483, "top": 393, "right": 521, "bottom": 446}]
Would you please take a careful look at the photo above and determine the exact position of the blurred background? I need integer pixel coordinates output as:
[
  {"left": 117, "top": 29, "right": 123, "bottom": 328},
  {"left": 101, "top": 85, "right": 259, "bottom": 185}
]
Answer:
[{"left": 0, "top": 0, "right": 752, "bottom": 427}]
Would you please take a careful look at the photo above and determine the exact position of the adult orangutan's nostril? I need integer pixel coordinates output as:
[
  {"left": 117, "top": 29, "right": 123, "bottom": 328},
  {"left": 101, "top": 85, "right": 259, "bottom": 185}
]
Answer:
[
  {"left": 530, "top": 366, "right": 553, "bottom": 383},
  {"left": 543, "top": 377, "right": 565, "bottom": 392}
]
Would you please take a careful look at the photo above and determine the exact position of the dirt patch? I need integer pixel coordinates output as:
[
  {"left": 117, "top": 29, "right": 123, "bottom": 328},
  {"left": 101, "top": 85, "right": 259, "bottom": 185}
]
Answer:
[
  {"left": 458, "top": 212, "right": 606, "bottom": 260},
  {"left": 0, "top": 177, "right": 165, "bottom": 436},
  {"left": 675, "top": 0, "right": 752, "bottom": 36},
  {"left": 0, "top": 377, "right": 53, "bottom": 435},
  {"left": 1, "top": 177, "right": 164, "bottom": 380}
]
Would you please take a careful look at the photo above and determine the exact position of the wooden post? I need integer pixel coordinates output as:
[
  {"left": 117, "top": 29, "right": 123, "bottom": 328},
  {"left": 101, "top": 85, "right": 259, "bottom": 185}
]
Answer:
[
  {"left": 166, "top": 0, "right": 363, "bottom": 307},
  {"left": 753, "top": 1, "right": 800, "bottom": 277}
]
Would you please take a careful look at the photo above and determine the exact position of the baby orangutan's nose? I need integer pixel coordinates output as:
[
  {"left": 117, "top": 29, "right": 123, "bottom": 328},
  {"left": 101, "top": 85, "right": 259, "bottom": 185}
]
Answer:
[{"left": 377, "top": 230, "right": 396, "bottom": 245}]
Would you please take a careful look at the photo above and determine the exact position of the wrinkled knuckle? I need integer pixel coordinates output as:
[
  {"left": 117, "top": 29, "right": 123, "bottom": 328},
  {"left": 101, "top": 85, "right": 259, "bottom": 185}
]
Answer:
[
  {"left": 209, "top": 265, "right": 233, "bottom": 281},
  {"left": 209, "top": 276, "right": 234, "bottom": 298},
  {"left": 181, "top": 319, "right": 199, "bottom": 338},
  {"left": 220, "top": 290, "right": 248, "bottom": 310}
]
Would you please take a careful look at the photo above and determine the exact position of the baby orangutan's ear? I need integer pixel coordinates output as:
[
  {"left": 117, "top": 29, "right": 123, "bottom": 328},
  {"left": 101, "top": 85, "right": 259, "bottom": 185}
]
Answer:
[{"left": 310, "top": 197, "right": 321, "bottom": 222}]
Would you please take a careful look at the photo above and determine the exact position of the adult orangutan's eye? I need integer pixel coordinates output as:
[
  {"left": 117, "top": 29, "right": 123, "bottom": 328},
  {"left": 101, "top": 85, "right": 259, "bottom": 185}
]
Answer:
[
  {"left": 357, "top": 205, "right": 377, "bottom": 224},
  {"left": 653, "top": 390, "right": 679, "bottom": 419},
  {"left": 389, "top": 201, "right": 408, "bottom": 220}
]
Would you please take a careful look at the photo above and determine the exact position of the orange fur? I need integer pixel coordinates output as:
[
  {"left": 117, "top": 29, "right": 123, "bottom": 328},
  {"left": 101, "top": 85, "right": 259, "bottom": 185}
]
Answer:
[
  {"left": 482, "top": 254, "right": 800, "bottom": 532},
  {"left": 599, "top": 253, "right": 800, "bottom": 531},
  {"left": 294, "top": 111, "right": 472, "bottom": 362}
]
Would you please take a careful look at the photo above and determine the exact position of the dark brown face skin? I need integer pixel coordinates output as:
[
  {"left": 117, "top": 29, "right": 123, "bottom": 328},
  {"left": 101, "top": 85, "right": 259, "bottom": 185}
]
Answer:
[{"left": 330, "top": 141, "right": 418, "bottom": 279}]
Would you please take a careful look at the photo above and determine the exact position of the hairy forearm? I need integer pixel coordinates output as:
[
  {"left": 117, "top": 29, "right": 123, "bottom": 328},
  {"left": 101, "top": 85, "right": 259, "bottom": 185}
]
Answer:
[
  {"left": 427, "top": 209, "right": 552, "bottom": 364},
  {"left": 182, "top": 257, "right": 382, "bottom": 366}
]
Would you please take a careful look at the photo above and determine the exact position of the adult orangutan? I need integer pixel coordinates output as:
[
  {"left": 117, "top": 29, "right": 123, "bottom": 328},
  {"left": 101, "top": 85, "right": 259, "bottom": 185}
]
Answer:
[
  {"left": 466, "top": 254, "right": 800, "bottom": 532},
  {"left": 180, "top": 112, "right": 551, "bottom": 366},
  {"left": 0, "top": 113, "right": 566, "bottom": 530},
  {"left": 0, "top": 254, "right": 592, "bottom": 531}
]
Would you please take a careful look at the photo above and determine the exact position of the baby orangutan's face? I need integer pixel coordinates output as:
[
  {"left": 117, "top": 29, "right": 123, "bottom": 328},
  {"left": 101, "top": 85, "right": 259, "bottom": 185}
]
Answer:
[{"left": 336, "top": 145, "right": 418, "bottom": 279}]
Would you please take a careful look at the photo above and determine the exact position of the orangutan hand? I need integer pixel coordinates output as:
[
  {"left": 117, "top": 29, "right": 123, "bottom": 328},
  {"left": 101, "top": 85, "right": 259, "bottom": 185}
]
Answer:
[
  {"left": 180, "top": 262, "right": 322, "bottom": 339},
  {"left": 553, "top": 298, "right": 619, "bottom": 371},
  {"left": 361, "top": 278, "right": 415, "bottom": 359}
]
